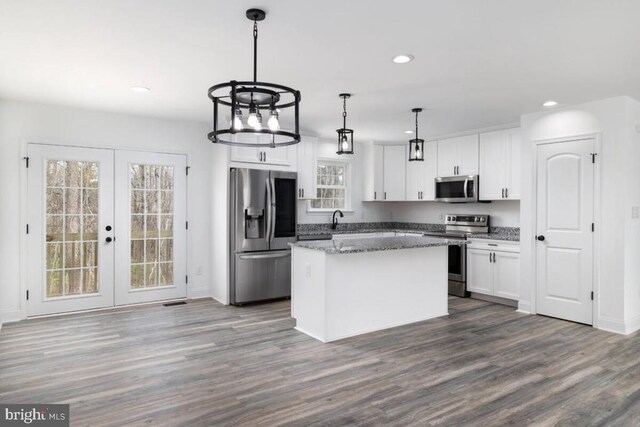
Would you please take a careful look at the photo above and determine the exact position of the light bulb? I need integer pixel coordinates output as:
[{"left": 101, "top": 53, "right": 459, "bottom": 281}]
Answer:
[
  {"left": 415, "top": 144, "right": 422, "bottom": 159},
  {"left": 247, "top": 110, "right": 262, "bottom": 130},
  {"left": 268, "top": 109, "right": 280, "bottom": 131},
  {"left": 341, "top": 139, "right": 349, "bottom": 151},
  {"left": 232, "top": 108, "right": 243, "bottom": 130}
]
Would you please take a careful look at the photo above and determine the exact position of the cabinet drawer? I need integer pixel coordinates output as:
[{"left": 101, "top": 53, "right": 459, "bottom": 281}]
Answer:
[{"left": 467, "top": 239, "right": 519, "bottom": 253}]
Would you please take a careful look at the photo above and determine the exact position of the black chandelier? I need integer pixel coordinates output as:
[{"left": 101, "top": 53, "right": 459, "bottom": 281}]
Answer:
[
  {"left": 408, "top": 108, "right": 424, "bottom": 161},
  {"left": 207, "top": 9, "right": 301, "bottom": 147},
  {"left": 336, "top": 93, "right": 354, "bottom": 154}
]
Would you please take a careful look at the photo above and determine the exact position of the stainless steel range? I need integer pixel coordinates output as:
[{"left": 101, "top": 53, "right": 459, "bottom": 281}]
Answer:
[{"left": 423, "top": 214, "right": 489, "bottom": 297}]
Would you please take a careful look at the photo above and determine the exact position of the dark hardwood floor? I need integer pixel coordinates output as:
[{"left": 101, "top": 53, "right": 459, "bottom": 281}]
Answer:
[{"left": 1, "top": 297, "right": 639, "bottom": 426}]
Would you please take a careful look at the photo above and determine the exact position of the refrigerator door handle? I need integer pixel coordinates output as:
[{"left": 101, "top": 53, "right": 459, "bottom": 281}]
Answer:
[
  {"left": 265, "top": 178, "right": 273, "bottom": 243},
  {"left": 239, "top": 251, "right": 290, "bottom": 260},
  {"left": 269, "top": 177, "right": 276, "bottom": 241}
]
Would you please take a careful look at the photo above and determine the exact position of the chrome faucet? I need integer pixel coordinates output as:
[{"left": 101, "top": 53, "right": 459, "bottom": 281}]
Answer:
[{"left": 332, "top": 209, "right": 344, "bottom": 230}]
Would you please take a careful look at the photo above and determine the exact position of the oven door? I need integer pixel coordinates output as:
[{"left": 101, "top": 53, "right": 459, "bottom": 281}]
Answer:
[
  {"left": 448, "top": 243, "right": 466, "bottom": 283},
  {"left": 435, "top": 176, "right": 478, "bottom": 203}
]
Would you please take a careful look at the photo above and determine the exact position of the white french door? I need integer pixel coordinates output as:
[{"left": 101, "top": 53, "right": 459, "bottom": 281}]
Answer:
[
  {"left": 536, "top": 138, "right": 594, "bottom": 325},
  {"left": 27, "top": 145, "right": 115, "bottom": 316},
  {"left": 27, "top": 144, "right": 187, "bottom": 316},
  {"left": 114, "top": 151, "right": 187, "bottom": 305}
]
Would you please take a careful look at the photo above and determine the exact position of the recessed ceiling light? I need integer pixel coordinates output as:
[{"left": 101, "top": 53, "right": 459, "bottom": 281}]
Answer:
[
  {"left": 392, "top": 54, "right": 414, "bottom": 64},
  {"left": 404, "top": 130, "right": 414, "bottom": 134},
  {"left": 542, "top": 100, "right": 558, "bottom": 107},
  {"left": 130, "top": 86, "right": 150, "bottom": 93}
]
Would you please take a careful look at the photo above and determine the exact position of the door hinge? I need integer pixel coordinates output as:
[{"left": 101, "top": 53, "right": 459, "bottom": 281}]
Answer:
[
  {"left": 591, "top": 291, "right": 594, "bottom": 300},
  {"left": 592, "top": 223, "right": 595, "bottom": 232},
  {"left": 186, "top": 166, "right": 191, "bottom": 175},
  {"left": 26, "top": 224, "right": 29, "bottom": 234},
  {"left": 186, "top": 221, "right": 189, "bottom": 230},
  {"left": 23, "top": 156, "right": 29, "bottom": 168},
  {"left": 185, "top": 275, "right": 189, "bottom": 284},
  {"left": 591, "top": 153, "right": 597, "bottom": 163},
  {"left": 26, "top": 290, "right": 29, "bottom": 300}
]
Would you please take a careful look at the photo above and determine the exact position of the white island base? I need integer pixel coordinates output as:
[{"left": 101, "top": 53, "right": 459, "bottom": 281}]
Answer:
[{"left": 291, "top": 245, "right": 449, "bottom": 343}]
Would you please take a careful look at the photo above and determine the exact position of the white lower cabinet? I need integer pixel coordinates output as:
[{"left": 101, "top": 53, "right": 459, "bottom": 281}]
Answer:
[{"left": 467, "top": 240, "right": 520, "bottom": 300}]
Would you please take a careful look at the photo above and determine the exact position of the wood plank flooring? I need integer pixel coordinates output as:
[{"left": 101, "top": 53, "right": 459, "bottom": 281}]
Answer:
[{"left": 1, "top": 297, "right": 639, "bottom": 426}]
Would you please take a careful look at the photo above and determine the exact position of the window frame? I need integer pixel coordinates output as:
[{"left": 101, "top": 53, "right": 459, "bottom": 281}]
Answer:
[{"left": 307, "top": 157, "right": 352, "bottom": 213}]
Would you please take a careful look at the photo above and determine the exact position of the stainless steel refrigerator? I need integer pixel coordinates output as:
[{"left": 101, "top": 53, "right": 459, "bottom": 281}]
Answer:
[{"left": 229, "top": 168, "right": 297, "bottom": 305}]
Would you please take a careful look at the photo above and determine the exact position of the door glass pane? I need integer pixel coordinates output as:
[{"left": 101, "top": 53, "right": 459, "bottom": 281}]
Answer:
[
  {"left": 129, "top": 164, "right": 174, "bottom": 288},
  {"left": 45, "top": 160, "right": 100, "bottom": 298}
]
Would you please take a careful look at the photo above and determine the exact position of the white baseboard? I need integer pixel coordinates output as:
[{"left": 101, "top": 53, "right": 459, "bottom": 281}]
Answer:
[
  {"left": 598, "top": 315, "right": 625, "bottom": 334},
  {"left": 517, "top": 300, "right": 532, "bottom": 314},
  {"left": 0, "top": 309, "right": 26, "bottom": 324},
  {"left": 187, "top": 286, "right": 211, "bottom": 299},
  {"left": 623, "top": 314, "right": 640, "bottom": 335}
]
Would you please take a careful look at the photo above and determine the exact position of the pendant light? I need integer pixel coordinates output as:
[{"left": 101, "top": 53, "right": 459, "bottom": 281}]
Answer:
[
  {"left": 208, "top": 9, "right": 301, "bottom": 147},
  {"left": 336, "top": 93, "right": 354, "bottom": 154},
  {"left": 408, "top": 108, "right": 424, "bottom": 162}
]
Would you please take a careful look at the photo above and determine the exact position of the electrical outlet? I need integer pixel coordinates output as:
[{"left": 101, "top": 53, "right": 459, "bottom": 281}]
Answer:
[
  {"left": 632, "top": 206, "right": 640, "bottom": 219},
  {"left": 305, "top": 263, "right": 311, "bottom": 278}
]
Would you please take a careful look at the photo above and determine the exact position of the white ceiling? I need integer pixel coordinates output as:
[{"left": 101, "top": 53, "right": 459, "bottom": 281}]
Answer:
[{"left": 1, "top": 0, "right": 639, "bottom": 142}]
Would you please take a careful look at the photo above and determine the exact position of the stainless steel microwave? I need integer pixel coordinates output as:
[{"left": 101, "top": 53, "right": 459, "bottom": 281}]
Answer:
[{"left": 434, "top": 175, "right": 479, "bottom": 203}]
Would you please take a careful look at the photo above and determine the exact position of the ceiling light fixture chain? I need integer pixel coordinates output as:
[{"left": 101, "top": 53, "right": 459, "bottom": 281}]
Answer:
[{"left": 252, "top": 19, "right": 258, "bottom": 82}]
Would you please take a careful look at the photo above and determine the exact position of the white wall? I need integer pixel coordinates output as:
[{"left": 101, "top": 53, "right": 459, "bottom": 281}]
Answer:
[
  {"left": 297, "top": 139, "right": 392, "bottom": 224},
  {"left": 519, "top": 96, "right": 640, "bottom": 333},
  {"left": 389, "top": 200, "right": 520, "bottom": 227},
  {"left": 624, "top": 99, "right": 640, "bottom": 330},
  {"left": 0, "top": 99, "right": 212, "bottom": 323}
]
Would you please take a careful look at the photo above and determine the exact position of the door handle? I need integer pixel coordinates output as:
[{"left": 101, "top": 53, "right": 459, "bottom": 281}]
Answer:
[
  {"left": 502, "top": 188, "right": 504, "bottom": 198},
  {"left": 374, "top": 191, "right": 377, "bottom": 200},
  {"left": 384, "top": 192, "right": 387, "bottom": 200},
  {"left": 269, "top": 178, "right": 276, "bottom": 241},
  {"left": 266, "top": 179, "right": 272, "bottom": 242},
  {"left": 489, "top": 252, "right": 492, "bottom": 263},
  {"left": 505, "top": 188, "right": 509, "bottom": 198},
  {"left": 537, "top": 235, "right": 545, "bottom": 241},
  {"left": 105, "top": 237, "right": 113, "bottom": 243},
  {"left": 492, "top": 252, "right": 496, "bottom": 262},
  {"left": 302, "top": 188, "right": 304, "bottom": 198},
  {"left": 239, "top": 251, "right": 291, "bottom": 260}
]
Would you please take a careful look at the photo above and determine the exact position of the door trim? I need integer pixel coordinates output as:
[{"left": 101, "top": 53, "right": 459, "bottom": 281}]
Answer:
[
  {"left": 20, "top": 142, "right": 191, "bottom": 320},
  {"left": 530, "top": 132, "right": 601, "bottom": 328}
]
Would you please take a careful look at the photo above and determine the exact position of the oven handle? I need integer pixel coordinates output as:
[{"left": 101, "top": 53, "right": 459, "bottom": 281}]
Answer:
[{"left": 463, "top": 178, "right": 469, "bottom": 199}]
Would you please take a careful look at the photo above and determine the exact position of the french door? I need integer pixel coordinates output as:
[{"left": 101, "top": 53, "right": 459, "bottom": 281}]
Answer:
[{"left": 27, "top": 144, "right": 187, "bottom": 316}]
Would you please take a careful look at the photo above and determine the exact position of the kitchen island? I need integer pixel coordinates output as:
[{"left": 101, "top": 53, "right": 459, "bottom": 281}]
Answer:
[{"left": 290, "top": 236, "right": 466, "bottom": 342}]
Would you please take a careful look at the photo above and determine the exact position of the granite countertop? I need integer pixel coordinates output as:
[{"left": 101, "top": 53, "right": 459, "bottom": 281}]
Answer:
[
  {"left": 290, "top": 235, "right": 467, "bottom": 255},
  {"left": 296, "top": 222, "right": 520, "bottom": 242}
]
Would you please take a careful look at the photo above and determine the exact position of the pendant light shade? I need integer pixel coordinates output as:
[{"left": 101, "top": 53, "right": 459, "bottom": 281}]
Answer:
[
  {"left": 208, "top": 9, "right": 301, "bottom": 147},
  {"left": 336, "top": 93, "right": 354, "bottom": 155},
  {"left": 408, "top": 108, "right": 424, "bottom": 162}
]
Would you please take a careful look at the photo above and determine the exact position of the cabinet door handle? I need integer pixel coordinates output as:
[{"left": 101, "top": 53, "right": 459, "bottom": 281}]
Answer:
[
  {"left": 374, "top": 191, "right": 377, "bottom": 200},
  {"left": 502, "top": 188, "right": 504, "bottom": 198},
  {"left": 489, "top": 252, "right": 492, "bottom": 263},
  {"left": 384, "top": 192, "right": 387, "bottom": 200},
  {"left": 302, "top": 188, "right": 304, "bottom": 198},
  {"left": 264, "top": 152, "right": 267, "bottom": 162},
  {"left": 505, "top": 188, "right": 508, "bottom": 198}
]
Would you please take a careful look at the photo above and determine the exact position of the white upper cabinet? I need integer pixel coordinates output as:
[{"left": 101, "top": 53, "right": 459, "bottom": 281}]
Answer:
[
  {"left": 296, "top": 136, "right": 317, "bottom": 200},
  {"left": 363, "top": 144, "right": 384, "bottom": 201},
  {"left": 437, "top": 134, "right": 478, "bottom": 177},
  {"left": 383, "top": 146, "right": 406, "bottom": 201},
  {"left": 406, "top": 140, "right": 437, "bottom": 201},
  {"left": 229, "top": 134, "right": 294, "bottom": 167},
  {"left": 478, "top": 128, "right": 521, "bottom": 200}
]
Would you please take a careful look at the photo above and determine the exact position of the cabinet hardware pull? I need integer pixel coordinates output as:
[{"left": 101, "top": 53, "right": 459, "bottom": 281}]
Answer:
[
  {"left": 384, "top": 192, "right": 387, "bottom": 200},
  {"left": 505, "top": 188, "right": 508, "bottom": 198},
  {"left": 302, "top": 188, "right": 304, "bottom": 198},
  {"left": 374, "top": 191, "right": 377, "bottom": 200},
  {"left": 502, "top": 188, "right": 504, "bottom": 198},
  {"left": 489, "top": 252, "right": 492, "bottom": 263}
]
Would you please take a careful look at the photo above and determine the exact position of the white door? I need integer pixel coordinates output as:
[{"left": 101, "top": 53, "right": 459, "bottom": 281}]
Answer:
[
  {"left": 114, "top": 151, "right": 187, "bottom": 305},
  {"left": 437, "top": 138, "right": 458, "bottom": 176},
  {"left": 422, "top": 141, "right": 438, "bottom": 201},
  {"left": 373, "top": 145, "right": 384, "bottom": 200},
  {"left": 457, "top": 134, "right": 479, "bottom": 176},
  {"left": 494, "top": 251, "right": 520, "bottom": 300},
  {"left": 27, "top": 144, "right": 115, "bottom": 316},
  {"left": 479, "top": 130, "right": 507, "bottom": 200},
  {"left": 383, "top": 146, "right": 406, "bottom": 200},
  {"left": 406, "top": 159, "right": 425, "bottom": 200},
  {"left": 467, "top": 248, "right": 493, "bottom": 295},
  {"left": 536, "top": 139, "right": 594, "bottom": 325}
]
